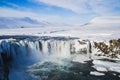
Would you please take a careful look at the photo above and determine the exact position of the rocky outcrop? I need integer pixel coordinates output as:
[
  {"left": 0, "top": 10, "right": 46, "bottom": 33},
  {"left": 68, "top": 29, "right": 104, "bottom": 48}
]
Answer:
[{"left": 93, "top": 39, "right": 120, "bottom": 58}]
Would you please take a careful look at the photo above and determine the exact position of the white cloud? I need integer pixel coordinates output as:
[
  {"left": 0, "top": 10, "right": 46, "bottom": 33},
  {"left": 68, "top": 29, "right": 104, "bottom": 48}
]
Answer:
[
  {"left": 34, "top": 0, "right": 120, "bottom": 15},
  {"left": 0, "top": 7, "right": 37, "bottom": 18},
  {"left": 0, "top": 7, "right": 61, "bottom": 22},
  {"left": 0, "top": 7, "right": 87, "bottom": 24},
  {"left": 90, "top": 0, "right": 120, "bottom": 15},
  {"left": 34, "top": 0, "right": 91, "bottom": 13},
  {"left": 0, "top": 7, "right": 59, "bottom": 21}
]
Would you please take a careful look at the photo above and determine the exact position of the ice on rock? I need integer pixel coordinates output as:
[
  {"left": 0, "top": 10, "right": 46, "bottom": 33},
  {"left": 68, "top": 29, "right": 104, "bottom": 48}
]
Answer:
[
  {"left": 90, "top": 71, "right": 105, "bottom": 76},
  {"left": 94, "top": 66, "right": 108, "bottom": 72},
  {"left": 92, "top": 60, "right": 120, "bottom": 73},
  {"left": 72, "top": 54, "right": 91, "bottom": 63},
  {"left": 109, "top": 67, "right": 120, "bottom": 73}
]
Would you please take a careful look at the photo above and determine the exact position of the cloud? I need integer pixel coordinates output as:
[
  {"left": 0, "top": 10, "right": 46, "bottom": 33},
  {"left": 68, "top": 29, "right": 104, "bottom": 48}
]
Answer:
[
  {"left": 0, "top": 7, "right": 39, "bottom": 18},
  {"left": 2, "top": 1, "right": 20, "bottom": 8},
  {"left": 1, "top": 0, "right": 120, "bottom": 25},
  {"left": 34, "top": 0, "right": 91, "bottom": 13},
  {"left": 90, "top": 0, "right": 120, "bottom": 15},
  {"left": 0, "top": 7, "right": 87, "bottom": 24},
  {"left": 34, "top": 0, "right": 120, "bottom": 15},
  {"left": 0, "top": 7, "right": 59, "bottom": 21},
  {"left": 0, "top": 7, "right": 60, "bottom": 22}
]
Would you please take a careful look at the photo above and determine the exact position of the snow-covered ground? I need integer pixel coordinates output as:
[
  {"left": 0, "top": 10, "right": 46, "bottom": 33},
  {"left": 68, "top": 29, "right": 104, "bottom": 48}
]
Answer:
[{"left": 0, "top": 16, "right": 120, "bottom": 41}]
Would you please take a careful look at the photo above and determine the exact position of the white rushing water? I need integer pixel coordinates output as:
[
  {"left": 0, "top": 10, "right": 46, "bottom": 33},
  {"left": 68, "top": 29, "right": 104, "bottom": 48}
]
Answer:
[
  {"left": 0, "top": 37, "right": 92, "bottom": 66},
  {"left": 0, "top": 37, "right": 92, "bottom": 80}
]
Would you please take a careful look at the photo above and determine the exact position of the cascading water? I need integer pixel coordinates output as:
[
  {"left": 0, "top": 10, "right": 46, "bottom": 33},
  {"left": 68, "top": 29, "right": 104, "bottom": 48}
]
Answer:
[
  {"left": 40, "top": 40, "right": 71, "bottom": 57},
  {"left": 0, "top": 36, "right": 93, "bottom": 80},
  {"left": 0, "top": 37, "right": 92, "bottom": 64}
]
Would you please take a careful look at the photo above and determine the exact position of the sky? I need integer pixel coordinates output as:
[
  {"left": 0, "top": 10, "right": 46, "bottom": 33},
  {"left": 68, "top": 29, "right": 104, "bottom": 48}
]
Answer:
[{"left": 0, "top": 0, "right": 120, "bottom": 25}]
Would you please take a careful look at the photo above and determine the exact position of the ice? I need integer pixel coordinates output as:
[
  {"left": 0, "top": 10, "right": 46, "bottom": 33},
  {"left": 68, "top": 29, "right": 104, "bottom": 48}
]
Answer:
[
  {"left": 93, "top": 60, "right": 120, "bottom": 73},
  {"left": 93, "top": 66, "right": 108, "bottom": 72},
  {"left": 90, "top": 71, "right": 105, "bottom": 76},
  {"left": 109, "top": 67, "right": 120, "bottom": 73},
  {"left": 72, "top": 54, "right": 91, "bottom": 63}
]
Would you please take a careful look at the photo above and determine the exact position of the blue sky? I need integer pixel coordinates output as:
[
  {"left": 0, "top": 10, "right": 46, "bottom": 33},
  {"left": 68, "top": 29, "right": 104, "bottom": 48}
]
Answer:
[{"left": 0, "top": 0, "right": 120, "bottom": 24}]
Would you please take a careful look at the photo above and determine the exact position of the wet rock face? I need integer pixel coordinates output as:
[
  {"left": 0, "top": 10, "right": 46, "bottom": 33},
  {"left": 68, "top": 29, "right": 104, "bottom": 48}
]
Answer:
[
  {"left": 70, "top": 40, "right": 91, "bottom": 55},
  {"left": 77, "top": 40, "right": 88, "bottom": 54},
  {"left": 78, "top": 40, "right": 86, "bottom": 45},
  {"left": 93, "top": 39, "right": 120, "bottom": 58},
  {"left": 0, "top": 41, "right": 10, "bottom": 80}
]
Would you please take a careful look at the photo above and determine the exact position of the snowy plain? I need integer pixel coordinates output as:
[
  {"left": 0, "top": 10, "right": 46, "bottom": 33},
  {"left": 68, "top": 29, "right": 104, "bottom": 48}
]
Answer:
[{"left": 0, "top": 17, "right": 120, "bottom": 41}]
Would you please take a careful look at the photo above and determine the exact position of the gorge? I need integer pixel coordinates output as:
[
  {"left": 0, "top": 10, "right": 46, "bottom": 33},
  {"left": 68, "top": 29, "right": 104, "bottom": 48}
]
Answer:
[{"left": 0, "top": 35, "right": 120, "bottom": 80}]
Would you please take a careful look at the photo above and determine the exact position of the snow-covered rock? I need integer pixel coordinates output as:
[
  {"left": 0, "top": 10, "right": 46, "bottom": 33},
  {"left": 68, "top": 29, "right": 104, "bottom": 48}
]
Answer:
[
  {"left": 94, "top": 66, "right": 108, "bottom": 72},
  {"left": 93, "top": 60, "right": 120, "bottom": 73},
  {"left": 90, "top": 71, "right": 105, "bottom": 76}
]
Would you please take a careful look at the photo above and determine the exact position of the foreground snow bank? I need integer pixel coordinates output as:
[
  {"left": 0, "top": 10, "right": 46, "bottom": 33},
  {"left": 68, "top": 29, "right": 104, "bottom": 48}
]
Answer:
[{"left": 93, "top": 60, "right": 120, "bottom": 73}]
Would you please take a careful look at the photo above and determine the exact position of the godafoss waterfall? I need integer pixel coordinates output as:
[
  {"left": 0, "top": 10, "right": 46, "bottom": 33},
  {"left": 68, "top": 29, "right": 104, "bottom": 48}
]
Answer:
[{"left": 0, "top": 36, "right": 120, "bottom": 80}]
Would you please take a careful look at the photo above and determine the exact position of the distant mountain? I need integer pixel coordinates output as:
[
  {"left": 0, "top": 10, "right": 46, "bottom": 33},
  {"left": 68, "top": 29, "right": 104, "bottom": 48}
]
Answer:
[
  {"left": 82, "top": 16, "right": 120, "bottom": 30},
  {"left": 90, "top": 16, "right": 120, "bottom": 24},
  {"left": 0, "top": 17, "right": 52, "bottom": 29}
]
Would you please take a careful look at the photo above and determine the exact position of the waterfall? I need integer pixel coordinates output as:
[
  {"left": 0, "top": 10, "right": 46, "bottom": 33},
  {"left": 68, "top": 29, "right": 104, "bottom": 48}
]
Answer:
[
  {"left": 0, "top": 37, "right": 95, "bottom": 80},
  {"left": 42, "top": 40, "right": 71, "bottom": 57},
  {"left": 0, "top": 37, "right": 93, "bottom": 67},
  {"left": 86, "top": 40, "right": 92, "bottom": 59}
]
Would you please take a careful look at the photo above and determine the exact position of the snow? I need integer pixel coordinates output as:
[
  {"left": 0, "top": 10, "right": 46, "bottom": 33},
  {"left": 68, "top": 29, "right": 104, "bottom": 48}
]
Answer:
[
  {"left": 72, "top": 54, "right": 91, "bottom": 63},
  {"left": 0, "top": 16, "right": 120, "bottom": 40},
  {"left": 90, "top": 16, "right": 120, "bottom": 24},
  {"left": 93, "top": 66, "right": 108, "bottom": 72},
  {"left": 93, "top": 60, "right": 120, "bottom": 73},
  {"left": 90, "top": 71, "right": 105, "bottom": 76}
]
